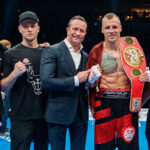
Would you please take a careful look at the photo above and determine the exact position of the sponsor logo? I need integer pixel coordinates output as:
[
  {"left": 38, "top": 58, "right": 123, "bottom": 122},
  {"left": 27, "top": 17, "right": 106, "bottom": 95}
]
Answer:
[{"left": 122, "top": 125, "right": 135, "bottom": 143}]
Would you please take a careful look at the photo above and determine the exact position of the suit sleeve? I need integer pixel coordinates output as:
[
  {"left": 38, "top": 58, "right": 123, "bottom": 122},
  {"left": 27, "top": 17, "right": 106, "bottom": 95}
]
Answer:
[{"left": 40, "top": 46, "right": 75, "bottom": 91}]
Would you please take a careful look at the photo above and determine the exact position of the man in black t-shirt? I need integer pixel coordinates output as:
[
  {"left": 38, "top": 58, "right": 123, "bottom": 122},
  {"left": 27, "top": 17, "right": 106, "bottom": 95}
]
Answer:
[
  {"left": 0, "top": 44, "right": 7, "bottom": 114},
  {"left": 0, "top": 44, "right": 7, "bottom": 126},
  {"left": 1, "top": 11, "right": 48, "bottom": 150},
  {"left": 0, "top": 43, "right": 8, "bottom": 138}
]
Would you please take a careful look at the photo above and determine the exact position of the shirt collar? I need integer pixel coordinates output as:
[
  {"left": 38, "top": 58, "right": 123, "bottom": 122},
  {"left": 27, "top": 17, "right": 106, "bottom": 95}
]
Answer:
[{"left": 64, "top": 39, "right": 83, "bottom": 53}]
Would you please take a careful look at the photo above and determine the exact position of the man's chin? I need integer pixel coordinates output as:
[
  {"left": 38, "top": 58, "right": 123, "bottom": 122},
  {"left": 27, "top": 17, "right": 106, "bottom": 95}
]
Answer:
[
  {"left": 26, "top": 37, "right": 35, "bottom": 41},
  {"left": 73, "top": 40, "right": 81, "bottom": 46},
  {"left": 108, "top": 37, "right": 116, "bottom": 42}
]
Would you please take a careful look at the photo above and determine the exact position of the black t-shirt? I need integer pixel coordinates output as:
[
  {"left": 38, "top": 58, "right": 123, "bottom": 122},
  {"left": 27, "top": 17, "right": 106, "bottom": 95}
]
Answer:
[
  {"left": 0, "top": 44, "right": 7, "bottom": 115},
  {"left": 3, "top": 43, "right": 47, "bottom": 121},
  {"left": 0, "top": 43, "right": 8, "bottom": 78}
]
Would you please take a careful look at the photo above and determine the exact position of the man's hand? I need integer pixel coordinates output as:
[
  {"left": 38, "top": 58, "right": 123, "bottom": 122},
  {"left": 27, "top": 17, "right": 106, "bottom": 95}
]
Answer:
[
  {"left": 88, "top": 64, "right": 101, "bottom": 84},
  {"left": 140, "top": 70, "right": 150, "bottom": 82},
  {"left": 40, "top": 42, "right": 50, "bottom": 48},
  {"left": 77, "top": 69, "right": 91, "bottom": 83},
  {"left": 1, "top": 91, "right": 6, "bottom": 100},
  {"left": 13, "top": 61, "right": 27, "bottom": 78}
]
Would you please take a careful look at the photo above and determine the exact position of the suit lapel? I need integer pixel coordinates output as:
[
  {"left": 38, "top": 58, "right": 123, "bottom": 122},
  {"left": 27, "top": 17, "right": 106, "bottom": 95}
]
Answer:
[
  {"left": 80, "top": 51, "right": 87, "bottom": 71},
  {"left": 59, "top": 41, "right": 76, "bottom": 74}
]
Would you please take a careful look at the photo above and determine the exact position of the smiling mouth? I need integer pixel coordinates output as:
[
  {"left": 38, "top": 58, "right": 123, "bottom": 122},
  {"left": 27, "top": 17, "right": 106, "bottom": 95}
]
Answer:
[
  {"left": 27, "top": 34, "right": 33, "bottom": 36},
  {"left": 108, "top": 35, "right": 116, "bottom": 38},
  {"left": 74, "top": 37, "right": 82, "bottom": 40}
]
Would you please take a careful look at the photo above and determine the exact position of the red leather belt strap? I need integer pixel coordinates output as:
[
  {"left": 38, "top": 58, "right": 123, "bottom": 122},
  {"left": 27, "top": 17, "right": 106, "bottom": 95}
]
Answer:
[{"left": 120, "top": 36, "right": 146, "bottom": 112}]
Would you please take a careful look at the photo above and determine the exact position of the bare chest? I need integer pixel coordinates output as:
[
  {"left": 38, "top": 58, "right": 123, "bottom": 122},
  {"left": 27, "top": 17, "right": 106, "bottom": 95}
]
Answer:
[{"left": 101, "top": 50, "right": 124, "bottom": 73}]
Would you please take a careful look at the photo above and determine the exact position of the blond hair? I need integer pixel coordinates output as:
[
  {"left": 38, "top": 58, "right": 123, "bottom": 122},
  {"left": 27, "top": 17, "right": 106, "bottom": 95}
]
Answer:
[{"left": 102, "top": 13, "right": 121, "bottom": 26}]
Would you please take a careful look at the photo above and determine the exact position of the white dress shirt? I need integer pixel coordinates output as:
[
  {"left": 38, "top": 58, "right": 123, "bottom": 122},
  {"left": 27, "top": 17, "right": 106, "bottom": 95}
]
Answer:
[{"left": 64, "top": 39, "right": 83, "bottom": 86}]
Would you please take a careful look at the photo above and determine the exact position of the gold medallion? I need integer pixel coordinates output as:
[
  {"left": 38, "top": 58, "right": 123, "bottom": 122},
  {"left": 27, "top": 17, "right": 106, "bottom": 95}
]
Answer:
[
  {"left": 123, "top": 46, "right": 144, "bottom": 67},
  {"left": 124, "top": 36, "right": 134, "bottom": 45},
  {"left": 131, "top": 69, "right": 142, "bottom": 77}
]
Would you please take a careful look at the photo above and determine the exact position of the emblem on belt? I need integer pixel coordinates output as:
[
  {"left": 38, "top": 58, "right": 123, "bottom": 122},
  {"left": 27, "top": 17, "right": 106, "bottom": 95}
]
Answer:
[
  {"left": 131, "top": 69, "right": 142, "bottom": 77},
  {"left": 124, "top": 36, "right": 134, "bottom": 45},
  {"left": 123, "top": 47, "right": 144, "bottom": 67},
  {"left": 132, "top": 98, "right": 141, "bottom": 111}
]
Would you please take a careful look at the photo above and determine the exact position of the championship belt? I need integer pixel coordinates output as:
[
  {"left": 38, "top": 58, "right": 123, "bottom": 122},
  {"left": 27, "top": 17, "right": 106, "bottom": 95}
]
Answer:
[{"left": 120, "top": 36, "right": 146, "bottom": 112}]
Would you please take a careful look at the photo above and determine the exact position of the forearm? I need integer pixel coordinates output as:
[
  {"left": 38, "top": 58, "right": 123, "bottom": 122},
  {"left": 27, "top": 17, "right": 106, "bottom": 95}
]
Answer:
[
  {"left": 1, "top": 70, "right": 18, "bottom": 90},
  {"left": 41, "top": 76, "right": 75, "bottom": 91},
  {"left": 89, "top": 83, "right": 96, "bottom": 88}
]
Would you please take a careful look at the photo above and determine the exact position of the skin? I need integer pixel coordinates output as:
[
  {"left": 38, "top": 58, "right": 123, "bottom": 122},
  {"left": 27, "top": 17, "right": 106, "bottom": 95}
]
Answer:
[
  {"left": 18, "top": 19, "right": 40, "bottom": 48},
  {"left": 66, "top": 19, "right": 91, "bottom": 83},
  {"left": 1, "top": 19, "right": 40, "bottom": 90},
  {"left": 66, "top": 19, "right": 87, "bottom": 52},
  {"left": 99, "top": 16, "right": 131, "bottom": 89},
  {"left": 140, "top": 71, "right": 150, "bottom": 82},
  {"left": 39, "top": 42, "right": 50, "bottom": 47}
]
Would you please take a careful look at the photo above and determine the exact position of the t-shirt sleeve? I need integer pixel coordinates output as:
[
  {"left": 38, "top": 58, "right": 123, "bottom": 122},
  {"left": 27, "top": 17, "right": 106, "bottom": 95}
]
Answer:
[{"left": 2, "top": 51, "right": 12, "bottom": 78}]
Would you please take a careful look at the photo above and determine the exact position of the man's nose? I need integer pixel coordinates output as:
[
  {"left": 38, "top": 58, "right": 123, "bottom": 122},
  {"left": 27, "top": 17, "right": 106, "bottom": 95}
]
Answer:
[
  {"left": 76, "top": 30, "right": 81, "bottom": 35},
  {"left": 109, "top": 27, "right": 114, "bottom": 32},
  {"left": 27, "top": 27, "right": 32, "bottom": 31}
]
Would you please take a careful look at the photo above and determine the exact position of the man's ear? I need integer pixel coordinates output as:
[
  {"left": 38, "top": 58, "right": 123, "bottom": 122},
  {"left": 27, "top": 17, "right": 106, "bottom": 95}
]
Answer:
[
  {"left": 66, "top": 27, "right": 69, "bottom": 32},
  {"left": 38, "top": 26, "right": 40, "bottom": 33},
  {"left": 120, "top": 25, "right": 122, "bottom": 32},
  {"left": 18, "top": 25, "right": 22, "bottom": 34},
  {"left": 101, "top": 27, "right": 104, "bottom": 34}
]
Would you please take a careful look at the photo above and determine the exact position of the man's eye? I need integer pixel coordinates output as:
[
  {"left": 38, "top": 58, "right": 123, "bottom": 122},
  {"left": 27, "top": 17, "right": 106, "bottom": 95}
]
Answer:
[
  {"left": 80, "top": 29, "right": 85, "bottom": 33},
  {"left": 22, "top": 25, "right": 28, "bottom": 28},
  {"left": 73, "top": 28, "right": 78, "bottom": 31},
  {"left": 113, "top": 26, "right": 118, "bottom": 29},
  {"left": 105, "top": 26, "right": 110, "bottom": 29}
]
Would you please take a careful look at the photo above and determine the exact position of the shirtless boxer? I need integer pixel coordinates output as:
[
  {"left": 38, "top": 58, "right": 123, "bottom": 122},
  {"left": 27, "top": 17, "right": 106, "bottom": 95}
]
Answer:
[{"left": 86, "top": 13, "right": 141, "bottom": 150}]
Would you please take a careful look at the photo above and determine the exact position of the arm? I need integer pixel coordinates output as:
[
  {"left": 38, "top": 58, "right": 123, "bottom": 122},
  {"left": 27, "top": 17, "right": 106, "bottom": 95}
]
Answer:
[
  {"left": 40, "top": 46, "right": 90, "bottom": 91},
  {"left": 88, "top": 64, "right": 101, "bottom": 87},
  {"left": 1, "top": 91, "right": 6, "bottom": 100},
  {"left": 39, "top": 42, "right": 50, "bottom": 48},
  {"left": 140, "top": 70, "right": 150, "bottom": 82},
  {"left": 1, "top": 61, "right": 26, "bottom": 90},
  {"left": 86, "top": 46, "right": 102, "bottom": 87}
]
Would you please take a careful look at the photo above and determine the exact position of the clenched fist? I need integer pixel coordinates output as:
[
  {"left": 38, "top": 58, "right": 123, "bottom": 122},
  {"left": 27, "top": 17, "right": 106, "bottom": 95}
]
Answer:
[
  {"left": 77, "top": 69, "right": 91, "bottom": 83},
  {"left": 13, "top": 61, "right": 27, "bottom": 78}
]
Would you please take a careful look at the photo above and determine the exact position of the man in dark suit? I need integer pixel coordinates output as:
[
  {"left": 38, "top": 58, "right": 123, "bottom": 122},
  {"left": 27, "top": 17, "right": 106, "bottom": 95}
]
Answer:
[{"left": 40, "top": 15, "right": 90, "bottom": 150}]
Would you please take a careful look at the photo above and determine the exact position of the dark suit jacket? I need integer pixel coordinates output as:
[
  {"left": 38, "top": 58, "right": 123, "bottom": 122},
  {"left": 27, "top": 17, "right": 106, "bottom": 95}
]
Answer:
[{"left": 40, "top": 41, "right": 89, "bottom": 125}]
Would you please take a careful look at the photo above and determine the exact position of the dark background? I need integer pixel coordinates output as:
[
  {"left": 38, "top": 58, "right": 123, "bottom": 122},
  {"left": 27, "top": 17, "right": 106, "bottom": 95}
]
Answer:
[
  {"left": 0, "top": 0, "right": 150, "bottom": 106},
  {"left": 0, "top": 0, "right": 150, "bottom": 52}
]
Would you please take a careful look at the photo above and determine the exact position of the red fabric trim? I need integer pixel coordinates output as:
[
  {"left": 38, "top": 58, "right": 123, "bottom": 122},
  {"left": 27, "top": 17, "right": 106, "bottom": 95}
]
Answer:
[
  {"left": 95, "top": 100, "right": 101, "bottom": 107},
  {"left": 95, "top": 120, "right": 115, "bottom": 144},
  {"left": 99, "top": 88, "right": 131, "bottom": 92},
  {"left": 95, "top": 113, "right": 134, "bottom": 144},
  {"left": 116, "top": 114, "right": 132, "bottom": 137},
  {"left": 86, "top": 42, "right": 104, "bottom": 117},
  {"left": 95, "top": 108, "right": 111, "bottom": 120}
]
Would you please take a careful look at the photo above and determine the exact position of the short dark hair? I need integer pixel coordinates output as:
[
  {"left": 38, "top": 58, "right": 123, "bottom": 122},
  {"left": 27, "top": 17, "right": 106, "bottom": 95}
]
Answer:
[{"left": 68, "top": 15, "right": 87, "bottom": 28}]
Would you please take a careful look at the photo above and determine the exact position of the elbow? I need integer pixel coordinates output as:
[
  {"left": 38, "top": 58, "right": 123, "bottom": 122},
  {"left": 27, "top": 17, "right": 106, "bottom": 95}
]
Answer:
[
  {"left": 41, "top": 78, "right": 53, "bottom": 90},
  {"left": 41, "top": 79, "right": 49, "bottom": 90}
]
